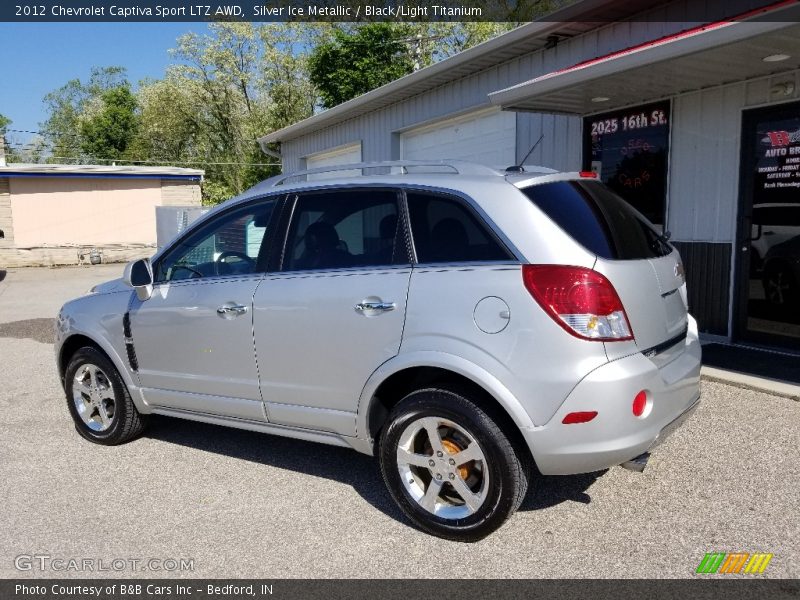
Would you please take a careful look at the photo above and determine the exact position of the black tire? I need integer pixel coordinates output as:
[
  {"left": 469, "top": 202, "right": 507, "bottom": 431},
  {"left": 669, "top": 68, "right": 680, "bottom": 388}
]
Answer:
[
  {"left": 379, "top": 387, "right": 530, "bottom": 542},
  {"left": 64, "top": 346, "right": 148, "bottom": 445}
]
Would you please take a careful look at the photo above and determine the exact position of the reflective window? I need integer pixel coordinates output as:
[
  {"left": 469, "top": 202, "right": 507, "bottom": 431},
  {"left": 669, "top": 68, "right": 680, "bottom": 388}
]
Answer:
[
  {"left": 156, "top": 200, "right": 275, "bottom": 282},
  {"left": 522, "top": 180, "right": 671, "bottom": 260},
  {"left": 406, "top": 192, "right": 511, "bottom": 263},
  {"left": 283, "top": 190, "right": 404, "bottom": 271}
]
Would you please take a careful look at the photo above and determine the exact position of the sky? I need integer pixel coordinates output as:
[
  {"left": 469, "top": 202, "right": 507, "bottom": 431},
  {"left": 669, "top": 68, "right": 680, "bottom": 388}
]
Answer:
[{"left": 0, "top": 23, "right": 208, "bottom": 144}]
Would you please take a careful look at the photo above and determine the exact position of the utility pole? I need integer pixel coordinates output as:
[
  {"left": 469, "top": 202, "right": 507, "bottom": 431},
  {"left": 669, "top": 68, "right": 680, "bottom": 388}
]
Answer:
[{"left": 412, "top": 33, "right": 423, "bottom": 71}]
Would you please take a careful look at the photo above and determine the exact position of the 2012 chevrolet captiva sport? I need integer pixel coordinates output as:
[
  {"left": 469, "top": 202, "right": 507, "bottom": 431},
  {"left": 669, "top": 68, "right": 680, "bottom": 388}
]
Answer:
[{"left": 56, "top": 161, "right": 701, "bottom": 541}]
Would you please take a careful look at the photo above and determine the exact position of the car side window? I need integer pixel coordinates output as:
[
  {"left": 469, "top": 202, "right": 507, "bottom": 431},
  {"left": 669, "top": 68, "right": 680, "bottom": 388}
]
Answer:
[
  {"left": 282, "top": 190, "right": 405, "bottom": 272},
  {"left": 406, "top": 192, "right": 512, "bottom": 263},
  {"left": 155, "top": 200, "right": 276, "bottom": 282}
]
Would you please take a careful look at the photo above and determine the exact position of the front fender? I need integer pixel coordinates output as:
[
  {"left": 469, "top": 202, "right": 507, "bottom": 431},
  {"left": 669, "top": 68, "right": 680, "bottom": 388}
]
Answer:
[
  {"left": 55, "top": 291, "right": 150, "bottom": 414},
  {"left": 356, "top": 350, "right": 535, "bottom": 443}
]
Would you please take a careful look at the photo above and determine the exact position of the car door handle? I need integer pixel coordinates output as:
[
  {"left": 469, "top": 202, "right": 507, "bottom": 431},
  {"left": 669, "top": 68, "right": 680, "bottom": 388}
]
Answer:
[
  {"left": 355, "top": 301, "right": 396, "bottom": 313},
  {"left": 217, "top": 304, "right": 248, "bottom": 316}
]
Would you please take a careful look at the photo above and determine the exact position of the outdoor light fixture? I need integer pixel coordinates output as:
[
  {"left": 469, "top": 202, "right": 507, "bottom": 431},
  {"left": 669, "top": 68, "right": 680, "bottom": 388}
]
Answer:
[
  {"left": 770, "top": 81, "right": 796, "bottom": 96},
  {"left": 591, "top": 96, "right": 610, "bottom": 103},
  {"left": 762, "top": 53, "right": 791, "bottom": 62}
]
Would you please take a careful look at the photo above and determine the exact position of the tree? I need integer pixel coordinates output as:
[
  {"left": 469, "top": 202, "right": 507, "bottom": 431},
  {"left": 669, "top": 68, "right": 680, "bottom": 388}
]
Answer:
[
  {"left": 308, "top": 23, "right": 414, "bottom": 109},
  {"left": 40, "top": 66, "right": 130, "bottom": 161},
  {"left": 129, "top": 23, "right": 313, "bottom": 204},
  {"left": 79, "top": 85, "right": 138, "bottom": 160},
  {"left": 157, "top": 23, "right": 274, "bottom": 202},
  {"left": 0, "top": 113, "right": 12, "bottom": 161},
  {"left": 259, "top": 23, "right": 316, "bottom": 131}
]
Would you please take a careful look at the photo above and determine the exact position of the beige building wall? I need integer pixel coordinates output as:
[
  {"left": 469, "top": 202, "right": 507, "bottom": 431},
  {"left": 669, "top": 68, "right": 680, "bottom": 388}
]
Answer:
[
  {"left": 9, "top": 177, "right": 164, "bottom": 247},
  {"left": 0, "top": 175, "right": 201, "bottom": 267}
]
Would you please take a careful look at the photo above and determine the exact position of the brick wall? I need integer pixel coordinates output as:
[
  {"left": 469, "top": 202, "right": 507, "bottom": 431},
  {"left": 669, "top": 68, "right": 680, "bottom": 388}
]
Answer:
[
  {"left": 0, "top": 178, "right": 13, "bottom": 247},
  {"left": 161, "top": 180, "right": 202, "bottom": 206}
]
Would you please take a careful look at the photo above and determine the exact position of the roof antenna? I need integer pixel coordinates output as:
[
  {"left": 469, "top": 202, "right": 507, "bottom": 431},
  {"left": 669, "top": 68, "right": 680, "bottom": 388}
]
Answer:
[{"left": 506, "top": 133, "right": 544, "bottom": 173}]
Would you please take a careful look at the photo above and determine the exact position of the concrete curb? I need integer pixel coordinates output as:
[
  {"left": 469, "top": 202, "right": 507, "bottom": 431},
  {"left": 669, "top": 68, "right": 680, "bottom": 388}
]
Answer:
[{"left": 701, "top": 366, "right": 800, "bottom": 401}]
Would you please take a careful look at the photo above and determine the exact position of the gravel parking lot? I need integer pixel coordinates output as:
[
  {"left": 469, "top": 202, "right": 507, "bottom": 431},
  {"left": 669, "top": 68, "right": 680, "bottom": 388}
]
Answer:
[{"left": 0, "top": 265, "right": 798, "bottom": 578}]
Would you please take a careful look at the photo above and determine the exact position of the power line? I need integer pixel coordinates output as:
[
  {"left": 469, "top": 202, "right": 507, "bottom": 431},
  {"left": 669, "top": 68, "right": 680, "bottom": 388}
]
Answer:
[
  {"left": 4, "top": 153, "right": 280, "bottom": 167},
  {"left": 6, "top": 140, "right": 278, "bottom": 167},
  {"left": 6, "top": 129, "right": 46, "bottom": 136}
]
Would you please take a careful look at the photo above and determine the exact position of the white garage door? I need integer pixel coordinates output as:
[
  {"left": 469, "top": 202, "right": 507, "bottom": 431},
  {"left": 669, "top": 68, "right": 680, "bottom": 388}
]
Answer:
[
  {"left": 305, "top": 143, "right": 362, "bottom": 180},
  {"left": 400, "top": 109, "right": 516, "bottom": 167}
]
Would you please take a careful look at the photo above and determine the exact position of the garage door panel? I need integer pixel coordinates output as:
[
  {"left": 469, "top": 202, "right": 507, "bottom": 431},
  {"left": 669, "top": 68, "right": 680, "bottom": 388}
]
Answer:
[
  {"left": 401, "top": 110, "right": 516, "bottom": 167},
  {"left": 305, "top": 143, "right": 362, "bottom": 180}
]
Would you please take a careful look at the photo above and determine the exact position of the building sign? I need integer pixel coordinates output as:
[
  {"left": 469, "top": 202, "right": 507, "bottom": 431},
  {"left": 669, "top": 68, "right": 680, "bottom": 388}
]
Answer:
[
  {"left": 754, "top": 118, "right": 800, "bottom": 203},
  {"left": 583, "top": 101, "right": 671, "bottom": 226}
]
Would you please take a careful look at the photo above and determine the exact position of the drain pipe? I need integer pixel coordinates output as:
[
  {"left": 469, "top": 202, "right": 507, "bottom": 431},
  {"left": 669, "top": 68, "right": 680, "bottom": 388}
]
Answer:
[{"left": 258, "top": 138, "right": 282, "bottom": 162}]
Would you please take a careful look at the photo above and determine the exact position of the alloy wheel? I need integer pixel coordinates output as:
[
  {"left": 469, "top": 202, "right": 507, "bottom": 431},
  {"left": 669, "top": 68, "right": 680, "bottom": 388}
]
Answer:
[
  {"left": 396, "top": 416, "right": 489, "bottom": 520},
  {"left": 71, "top": 364, "right": 117, "bottom": 432}
]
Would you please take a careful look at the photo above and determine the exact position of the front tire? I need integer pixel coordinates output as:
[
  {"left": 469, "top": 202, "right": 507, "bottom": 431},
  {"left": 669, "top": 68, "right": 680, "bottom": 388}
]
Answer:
[
  {"left": 379, "top": 388, "right": 530, "bottom": 542},
  {"left": 65, "top": 347, "right": 148, "bottom": 445}
]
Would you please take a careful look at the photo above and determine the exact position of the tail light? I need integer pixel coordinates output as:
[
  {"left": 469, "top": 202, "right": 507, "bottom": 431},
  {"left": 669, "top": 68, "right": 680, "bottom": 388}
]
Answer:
[{"left": 522, "top": 265, "right": 633, "bottom": 341}]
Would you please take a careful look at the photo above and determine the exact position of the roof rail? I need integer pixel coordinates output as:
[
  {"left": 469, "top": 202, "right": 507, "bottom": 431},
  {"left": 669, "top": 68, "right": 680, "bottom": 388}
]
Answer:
[{"left": 261, "top": 160, "right": 504, "bottom": 187}]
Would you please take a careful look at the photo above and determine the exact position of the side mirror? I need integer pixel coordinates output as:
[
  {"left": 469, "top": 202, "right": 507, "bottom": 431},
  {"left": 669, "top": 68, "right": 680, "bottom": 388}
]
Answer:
[{"left": 123, "top": 258, "right": 154, "bottom": 302}]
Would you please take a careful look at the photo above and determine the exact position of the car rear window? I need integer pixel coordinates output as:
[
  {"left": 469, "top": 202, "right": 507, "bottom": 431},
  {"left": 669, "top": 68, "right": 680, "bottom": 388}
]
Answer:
[{"left": 521, "top": 180, "right": 672, "bottom": 260}]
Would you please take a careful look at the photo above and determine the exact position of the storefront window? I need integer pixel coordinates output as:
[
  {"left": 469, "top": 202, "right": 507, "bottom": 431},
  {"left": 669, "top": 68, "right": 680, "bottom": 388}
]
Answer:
[
  {"left": 583, "top": 101, "right": 671, "bottom": 227},
  {"left": 738, "top": 101, "right": 800, "bottom": 348}
]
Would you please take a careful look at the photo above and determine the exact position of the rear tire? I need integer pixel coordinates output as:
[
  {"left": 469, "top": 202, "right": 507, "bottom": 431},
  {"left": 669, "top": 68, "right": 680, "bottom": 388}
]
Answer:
[
  {"left": 379, "top": 387, "right": 530, "bottom": 542},
  {"left": 65, "top": 347, "right": 148, "bottom": 445}
]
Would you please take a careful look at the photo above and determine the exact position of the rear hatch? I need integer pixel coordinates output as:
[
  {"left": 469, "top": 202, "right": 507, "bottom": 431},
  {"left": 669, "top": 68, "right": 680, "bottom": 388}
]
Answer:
[{"left": 520, "top": 178, "right": 688, "bottom": 354}]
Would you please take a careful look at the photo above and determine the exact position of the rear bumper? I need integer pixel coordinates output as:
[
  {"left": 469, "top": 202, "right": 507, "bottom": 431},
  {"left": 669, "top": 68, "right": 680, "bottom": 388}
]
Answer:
[{"left": 523, "top": 324, "right": 702, "bottom": 475}]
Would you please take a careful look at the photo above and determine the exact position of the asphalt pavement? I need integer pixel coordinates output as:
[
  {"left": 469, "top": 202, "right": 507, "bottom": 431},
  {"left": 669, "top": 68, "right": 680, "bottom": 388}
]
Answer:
[{"left": 0, "top": 265, "right": 797, "bottom": 578}]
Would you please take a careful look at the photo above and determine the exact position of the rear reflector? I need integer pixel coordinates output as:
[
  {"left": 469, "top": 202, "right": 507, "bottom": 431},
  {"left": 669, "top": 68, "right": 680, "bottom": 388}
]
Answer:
[
  {"left": 562, "top": 411, "right": 598, "bottom": 424},
  {"left": 522, "top": 265, "right": 633, "bottom": 341},
  {"left": 632, "top": 390, "right": 648, "bottom": 417},
  {"left": 579, "top": 171, "right": 598, "bottom": 178}
]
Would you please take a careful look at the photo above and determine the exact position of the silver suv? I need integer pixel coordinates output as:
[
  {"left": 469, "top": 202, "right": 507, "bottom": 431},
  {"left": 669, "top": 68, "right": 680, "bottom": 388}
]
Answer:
[{"left": 56, "top": 161, "right": 701, "bottom": 541}]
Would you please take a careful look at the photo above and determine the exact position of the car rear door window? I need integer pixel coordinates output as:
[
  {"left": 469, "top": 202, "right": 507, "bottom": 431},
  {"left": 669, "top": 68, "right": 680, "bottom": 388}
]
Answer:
[
  {"left": 282, "top": 190, "right": 406, "bottom": 271},
  {"left": 406, "top": 192, "right": 512, "bottom": 263},
  {"left": 521, "top": 180, "right": 672, "bottom": 260}
]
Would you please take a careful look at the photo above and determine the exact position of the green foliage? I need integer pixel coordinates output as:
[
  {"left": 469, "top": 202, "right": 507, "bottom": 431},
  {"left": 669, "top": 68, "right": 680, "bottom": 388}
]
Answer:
[
  {"left": 41, "top": 66, "right": 131, "bottom": 161},
  {"left": 0, "top": 112, "right": 14, "bottom": 162},
  {"left": 79, "top": 85, "right": 138, "bottom": 160},
  {"left": 308, "top": 23, "right": 414, "bottom": 109},
  {"left": 126, "top": 23, "right": 315, "bottom": 203}
]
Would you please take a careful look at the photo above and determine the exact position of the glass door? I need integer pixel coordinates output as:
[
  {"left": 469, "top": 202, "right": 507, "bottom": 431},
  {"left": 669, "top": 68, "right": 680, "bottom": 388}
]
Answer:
[{"left": 735, "top": 101, "right": 800, "bottom": 349}]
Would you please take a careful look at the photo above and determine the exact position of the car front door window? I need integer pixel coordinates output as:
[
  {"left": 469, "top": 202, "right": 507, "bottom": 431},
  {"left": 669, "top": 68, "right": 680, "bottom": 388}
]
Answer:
[{"left": 156, "top": 202, "right": 275, "bottom": 282}]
